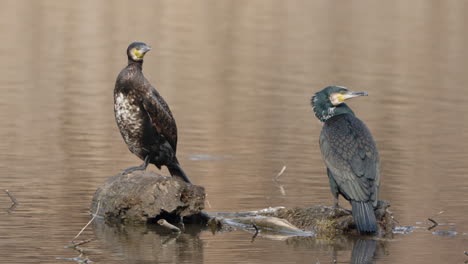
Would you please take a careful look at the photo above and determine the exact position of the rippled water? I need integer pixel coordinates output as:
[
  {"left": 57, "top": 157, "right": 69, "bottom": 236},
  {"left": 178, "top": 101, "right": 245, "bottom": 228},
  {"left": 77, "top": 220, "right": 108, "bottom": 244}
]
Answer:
[{"left": 1, "top": 1, "right": 468, "bottom": 263}]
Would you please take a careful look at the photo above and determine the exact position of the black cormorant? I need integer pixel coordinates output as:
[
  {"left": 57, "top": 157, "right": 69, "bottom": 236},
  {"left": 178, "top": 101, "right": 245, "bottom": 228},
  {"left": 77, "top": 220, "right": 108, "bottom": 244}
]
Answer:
[
  {"left": 311, "top": 86, "right": 380, "bottom": 233},
  {"left": 114, "top": 42, "right": 191, "bottom": 183}
]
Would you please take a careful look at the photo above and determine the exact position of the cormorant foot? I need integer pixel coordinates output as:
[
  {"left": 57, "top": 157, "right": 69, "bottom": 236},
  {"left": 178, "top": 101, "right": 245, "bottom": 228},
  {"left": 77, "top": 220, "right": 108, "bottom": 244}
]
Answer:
[
  {"left": 121, "top": 165, "right": 147, "bottom": 175},
  {"left": 332, "top": 204, "right": 352, "bottom": 213},
  {"left": 121, "top": 155, "right": 152, "bottom": 175}
]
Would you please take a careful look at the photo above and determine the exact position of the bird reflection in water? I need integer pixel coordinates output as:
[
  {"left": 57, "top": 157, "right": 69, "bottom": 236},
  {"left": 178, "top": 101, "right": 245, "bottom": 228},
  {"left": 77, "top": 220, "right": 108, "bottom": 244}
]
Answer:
[
  {"left": 92, "top": 219, "right": 205, "bottom": 263},
  {"left": 350, "top": 239, "right": 378, "bottom": 264}
]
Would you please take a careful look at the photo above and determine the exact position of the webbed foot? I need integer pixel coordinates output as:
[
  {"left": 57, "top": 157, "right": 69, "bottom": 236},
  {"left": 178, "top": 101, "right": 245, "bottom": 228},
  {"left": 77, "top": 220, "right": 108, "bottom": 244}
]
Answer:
[{"left": 121, "top": 155, "right": 151, "bottom": 175}]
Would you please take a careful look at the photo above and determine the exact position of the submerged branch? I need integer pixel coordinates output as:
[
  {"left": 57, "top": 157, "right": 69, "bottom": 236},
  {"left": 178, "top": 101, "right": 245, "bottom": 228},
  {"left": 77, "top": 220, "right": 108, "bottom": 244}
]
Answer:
[
  {"left": 251, "top": 224, "right": 259, "bottom": 242},
  {"left": 209, "top": 207, "right": 285, "bottom": 218},
  {"left": 275, "top": 165, "right": 287, "bottom": 181},
  {"left": 428, "top": 218, "right": 438, "bottom": 230},
  {"left": 73, "top": 201, "right": 101, "bottom": 242},
  {"left": 158, "top": 219, "right": 181, "bottom": 233},
  {"left": 70, "top": 238, "right": 95, "bottom": 247},
  {"left": 273, "top": 166, "right": 287, "bottom": 196},
  {"left": 210, "top": 201, "right": 396, "bottom": 238},
  {"left": 231, "top": 216, "right": 313, "bottom": 235},
  {"left": 5, "top": 190, "right": 18, "bottom": 205}
]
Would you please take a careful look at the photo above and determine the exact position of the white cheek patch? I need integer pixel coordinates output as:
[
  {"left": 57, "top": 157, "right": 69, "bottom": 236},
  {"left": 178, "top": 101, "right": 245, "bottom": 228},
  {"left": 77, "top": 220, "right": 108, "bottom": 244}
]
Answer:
[
  {"left": 320, "top": 107, "right": 336, "bottom": 121},
  {"left": 330, "top": 94, "right": 342, "bottom": 106},
  {"left": 130, "top": 49, "right": 143, "bottom": 61},
  {"left": 131, "top": 53, "right": 142, "bottom": 61}
]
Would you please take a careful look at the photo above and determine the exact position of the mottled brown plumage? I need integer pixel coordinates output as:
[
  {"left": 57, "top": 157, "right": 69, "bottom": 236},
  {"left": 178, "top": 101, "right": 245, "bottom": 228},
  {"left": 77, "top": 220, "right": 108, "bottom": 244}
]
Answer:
[{"left": 114, "top": 42, "right": 191, "bottom": 183}]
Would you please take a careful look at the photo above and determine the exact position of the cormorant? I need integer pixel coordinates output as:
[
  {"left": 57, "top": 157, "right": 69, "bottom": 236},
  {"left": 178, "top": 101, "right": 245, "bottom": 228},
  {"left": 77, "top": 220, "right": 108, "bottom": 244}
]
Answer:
[
  {"left": 311, "top": 86, "right": 380, "bottom": 233},
  {"left": 114, "top": 42, "right": 191, "bottom": 183}
]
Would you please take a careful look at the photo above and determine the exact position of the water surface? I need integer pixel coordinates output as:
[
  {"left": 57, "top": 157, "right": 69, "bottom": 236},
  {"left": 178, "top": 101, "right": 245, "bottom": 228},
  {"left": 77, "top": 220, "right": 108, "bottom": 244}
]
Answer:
[{"left": 0, "top": 1, "right": 468, "bottom": 263}]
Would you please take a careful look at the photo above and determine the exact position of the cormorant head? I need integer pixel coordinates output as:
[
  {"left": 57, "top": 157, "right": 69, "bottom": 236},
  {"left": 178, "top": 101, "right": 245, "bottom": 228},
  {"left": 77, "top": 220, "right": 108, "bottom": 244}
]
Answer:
[
  {"left": 127, "top": 42, "right": 152, "bottom": 62},
  {"left": 311, "top": 86, "right": 368, "bottom": 122}
]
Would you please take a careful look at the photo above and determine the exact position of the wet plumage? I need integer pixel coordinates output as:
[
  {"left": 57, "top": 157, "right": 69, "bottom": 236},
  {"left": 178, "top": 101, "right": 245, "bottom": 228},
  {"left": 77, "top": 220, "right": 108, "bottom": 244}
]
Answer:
[
  {"left": 311, "top": 86, "right": 380, "bottom": 233},
  {"left": 114, "top": 42, "right": 191, "bottom": 183}
]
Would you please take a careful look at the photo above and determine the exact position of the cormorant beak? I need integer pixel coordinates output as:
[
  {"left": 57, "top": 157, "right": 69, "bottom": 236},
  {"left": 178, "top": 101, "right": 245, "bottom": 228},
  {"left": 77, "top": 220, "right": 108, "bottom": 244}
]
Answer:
[
  {"left": 141, "top": 45, "right": 152, "bottom": 54},
  {"left": 330, "top": 90, "right": 368, "bottom": 106},
  {"left": 343, "top": 91, "right": 368, "bottom": 100}
]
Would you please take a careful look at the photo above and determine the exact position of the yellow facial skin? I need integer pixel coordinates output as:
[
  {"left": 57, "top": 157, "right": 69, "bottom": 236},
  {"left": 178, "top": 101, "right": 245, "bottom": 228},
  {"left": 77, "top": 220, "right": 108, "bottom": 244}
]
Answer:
[
  {"left": 132, "top": 48, "right": 144, "bottom": 59},
  {"left": 330, "top": 93, "right": 345, "bottom": 106}
]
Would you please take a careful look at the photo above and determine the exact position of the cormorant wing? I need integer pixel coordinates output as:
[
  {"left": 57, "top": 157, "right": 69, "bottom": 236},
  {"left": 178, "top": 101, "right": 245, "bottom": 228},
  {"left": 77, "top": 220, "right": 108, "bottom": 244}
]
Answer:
[
  {"left": 141, "top": 82, "right": 178, "bottom": 153},
  {"left": 320, "top": 114, "right": 380, "bottom": 203}
]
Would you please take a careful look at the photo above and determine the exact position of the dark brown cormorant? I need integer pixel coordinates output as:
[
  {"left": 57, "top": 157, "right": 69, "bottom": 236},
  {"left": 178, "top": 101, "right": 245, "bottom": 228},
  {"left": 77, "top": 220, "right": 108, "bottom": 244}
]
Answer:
[
  {"left": 311, "top": 86, "right": 380, "bottom": 233},
  {"left": 114, "top": 42, "right": 191, "bottom": 183}
]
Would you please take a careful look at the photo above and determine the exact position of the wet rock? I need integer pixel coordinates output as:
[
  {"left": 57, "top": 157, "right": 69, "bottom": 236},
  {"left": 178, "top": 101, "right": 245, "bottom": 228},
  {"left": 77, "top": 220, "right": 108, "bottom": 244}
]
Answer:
[{"left": 90, "top": 171, "right": 206, "bottom": 224}]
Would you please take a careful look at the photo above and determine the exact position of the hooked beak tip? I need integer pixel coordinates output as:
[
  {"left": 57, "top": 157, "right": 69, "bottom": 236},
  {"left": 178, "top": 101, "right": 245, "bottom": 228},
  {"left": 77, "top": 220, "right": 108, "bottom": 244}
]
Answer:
[
  {"left": 351, "top": 91, "right": 368, "bottom": 97},
  {"left": 143, "top": 46, "right": 152, "bottom": 53},
  {"left": 342, "top": 91, "right": 368, "bottom": 101}
]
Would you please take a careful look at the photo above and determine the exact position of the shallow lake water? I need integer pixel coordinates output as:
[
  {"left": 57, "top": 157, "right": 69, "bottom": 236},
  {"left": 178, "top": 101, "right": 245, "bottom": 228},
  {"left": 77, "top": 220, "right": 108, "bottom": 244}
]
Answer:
[{"left": 0, "top": 1, "right": 468, "bottom": 263}]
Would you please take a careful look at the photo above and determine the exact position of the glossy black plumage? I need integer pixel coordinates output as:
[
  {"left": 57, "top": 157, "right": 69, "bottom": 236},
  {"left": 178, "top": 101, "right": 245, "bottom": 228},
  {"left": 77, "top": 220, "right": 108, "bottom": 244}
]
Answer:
[
  {"left": 114, "top": 42, "right": 191, "bottom": 183},
  {"left": 312, "top": 86, "right": 380, "bottom": 233}
]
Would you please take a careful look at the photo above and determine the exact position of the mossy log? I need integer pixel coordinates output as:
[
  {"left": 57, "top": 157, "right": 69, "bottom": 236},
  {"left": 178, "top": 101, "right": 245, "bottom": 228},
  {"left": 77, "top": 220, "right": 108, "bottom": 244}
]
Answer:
[
  {"left": 208, "top": 200, "right": 396, "bottom": 238},
  {"left": 90, "top": 171, "right": 206, "bottom": 223}
]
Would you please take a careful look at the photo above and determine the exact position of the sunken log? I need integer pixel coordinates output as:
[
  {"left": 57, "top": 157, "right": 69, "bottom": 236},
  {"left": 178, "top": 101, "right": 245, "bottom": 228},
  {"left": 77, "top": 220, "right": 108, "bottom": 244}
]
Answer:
[
  {"left": 90, "top": 170, "right": 396, "bottom": 237},
  {"left": 208, "top": 200, "right": 396, "bottom": 238},
  {"left": 90, "top": 171, "right": 206, "bottom": 224}
]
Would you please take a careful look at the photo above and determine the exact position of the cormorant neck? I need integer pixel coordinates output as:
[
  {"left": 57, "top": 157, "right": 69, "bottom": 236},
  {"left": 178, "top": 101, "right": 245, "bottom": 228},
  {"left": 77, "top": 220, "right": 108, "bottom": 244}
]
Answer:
[
  {"left": 313, "top": 101, "right": 354, "bottom": 122},
  {"left": 127, "top": 59, "right": 143, "bottom": 70}
]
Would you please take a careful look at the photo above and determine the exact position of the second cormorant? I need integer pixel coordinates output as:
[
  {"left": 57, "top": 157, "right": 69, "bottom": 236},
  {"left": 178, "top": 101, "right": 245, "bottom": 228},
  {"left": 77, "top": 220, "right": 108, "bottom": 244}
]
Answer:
[
  {"left": 114, "top": 42, "right": 191, "bottom": 183},
  {"left": 311, "top": 86, "right": 380, "bottom": 233}
]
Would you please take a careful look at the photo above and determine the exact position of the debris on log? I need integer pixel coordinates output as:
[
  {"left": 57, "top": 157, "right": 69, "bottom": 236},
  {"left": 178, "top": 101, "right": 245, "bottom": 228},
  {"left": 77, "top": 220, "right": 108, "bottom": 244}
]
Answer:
[
  {"left": 209, "top": 200, "right": 396, "bottom": 238},
  {"left": 90, "top": 170, "right": 396, "bottom": 238},
  {"left": 90, "top": 171, "right": 206, "bottom": 224},
  {"left": 229, "top": 216, "right": 313, "bottom": 235}
]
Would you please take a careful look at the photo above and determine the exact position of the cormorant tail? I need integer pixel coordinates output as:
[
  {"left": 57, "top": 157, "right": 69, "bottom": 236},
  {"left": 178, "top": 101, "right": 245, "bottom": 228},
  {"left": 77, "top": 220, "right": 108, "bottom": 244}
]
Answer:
[
  {"left": 351, "top": 201, "right": 378, "bottom": 233},
  {"left": 167, "top": 158, "right": 192, "bottom": 184},
  {"left": 350, "top": 239, "right": 377, "bottom": 264}
]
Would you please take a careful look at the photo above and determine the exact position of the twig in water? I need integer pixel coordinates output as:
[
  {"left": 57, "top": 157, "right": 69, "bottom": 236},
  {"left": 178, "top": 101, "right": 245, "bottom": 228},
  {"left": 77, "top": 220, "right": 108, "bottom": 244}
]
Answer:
[
  {"left": 5, "top": 190, "right": 18, "bottom": 205},
  {"left": 278, "top": 185, "right": 286, "bottom": 196},
  {"left": 464, "top": 251, "right": 468, "bottom": 256},
  {"left": 162, "top": 235, "right": 178, "bottom": 245},
  {"left": 72, "top": 201, "right": 101, "bottom": 242},
  {"left": 61, "top": 240, "right": 95, "bottom": 263},
  {"left": 206, "top": 193, "right": 212, "bottom": 209},
  {"left": 273, "top": 165, "right": 287, "bottom": 196},
  {"left": 428, "top": 218, "right": 438, "bottom": 230},
  {"left": 70, "top": 238, "right": 95, "bottom": 247},
  {"left": 158, "top": 219, "right": 181, "bottom": 233},
  {"left": 275, "top": 165, "right": 287, "bottom": 181},
  {"left": 7, "top": 203, "right": 18, "bottom": 214},
  {"left": 251, "top": 224, "right": 259, "bottom": 243}
]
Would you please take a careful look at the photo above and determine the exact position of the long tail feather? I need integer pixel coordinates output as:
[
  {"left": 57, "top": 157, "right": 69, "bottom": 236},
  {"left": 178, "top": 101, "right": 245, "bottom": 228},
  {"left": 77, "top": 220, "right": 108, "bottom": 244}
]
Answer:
[
  {"left": 167, "top": 158, "right": 191, "bottom": 184},
  {"left": 351, "top": 201, "right": 378, "bottom": 233}
]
